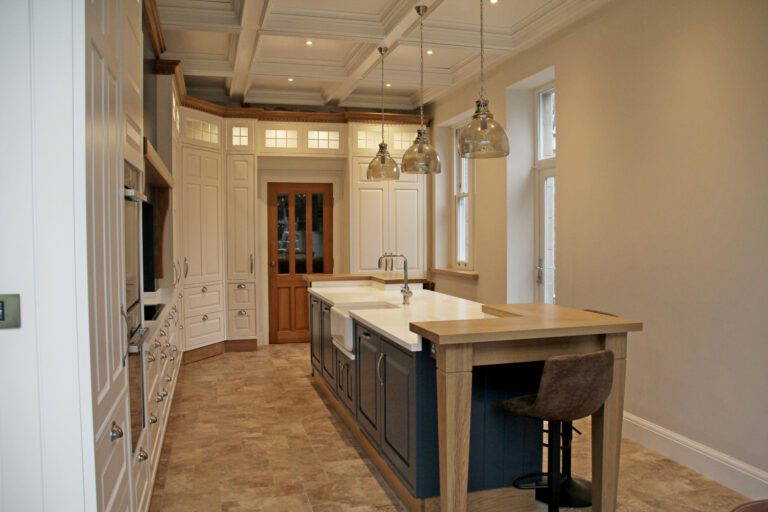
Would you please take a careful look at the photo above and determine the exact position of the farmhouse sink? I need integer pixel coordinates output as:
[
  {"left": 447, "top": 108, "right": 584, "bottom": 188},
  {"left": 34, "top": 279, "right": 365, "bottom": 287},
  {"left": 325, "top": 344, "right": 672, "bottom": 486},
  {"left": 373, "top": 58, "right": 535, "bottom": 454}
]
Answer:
[{"left": 330, "top": 302, "right": 399, "bottom": 352}]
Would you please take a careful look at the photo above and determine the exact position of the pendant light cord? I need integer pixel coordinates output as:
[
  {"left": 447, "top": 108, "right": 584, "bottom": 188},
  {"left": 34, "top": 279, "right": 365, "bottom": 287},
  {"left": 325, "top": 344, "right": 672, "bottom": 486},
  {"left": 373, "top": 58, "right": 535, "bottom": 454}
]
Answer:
[
  {"left": 380, "top": 48, "right": 385, "bottom": 142},
  {"left": 419, "top": 11, "right": 425, "bottom": 130},
  {"left": 480, "top": 0, "right": 485, "bottom": 101}
]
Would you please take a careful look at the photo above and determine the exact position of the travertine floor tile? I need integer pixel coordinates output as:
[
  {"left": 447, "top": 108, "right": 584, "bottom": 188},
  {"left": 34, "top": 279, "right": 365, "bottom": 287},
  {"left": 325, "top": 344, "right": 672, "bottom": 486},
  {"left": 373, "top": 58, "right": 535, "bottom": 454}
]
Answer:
[{"left": 150, "top": 344, "right": 747, "bottom": 512}]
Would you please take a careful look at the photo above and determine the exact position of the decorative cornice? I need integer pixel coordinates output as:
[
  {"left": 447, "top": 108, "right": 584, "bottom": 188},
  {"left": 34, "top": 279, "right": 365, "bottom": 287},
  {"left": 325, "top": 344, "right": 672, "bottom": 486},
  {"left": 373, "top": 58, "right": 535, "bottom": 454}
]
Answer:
[
  {"left": 154, "top": 59, "right": 186, "bottom": 97},
  {"left": 143, "top": 0, "right": 166, "bottom": 58}
]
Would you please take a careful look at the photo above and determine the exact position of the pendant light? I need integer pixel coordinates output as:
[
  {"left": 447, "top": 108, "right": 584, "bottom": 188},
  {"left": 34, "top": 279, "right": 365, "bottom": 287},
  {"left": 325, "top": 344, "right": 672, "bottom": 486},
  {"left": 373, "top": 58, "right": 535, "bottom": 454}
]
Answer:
[
  {"left": 367, "top": 47, "right": 400, "bottom": 181},
  {"left": 402, "top": 5, "right": 441, "bottom": 175},
  {"left": 457, "top": 0, "right": 509, "bottom": 159}
]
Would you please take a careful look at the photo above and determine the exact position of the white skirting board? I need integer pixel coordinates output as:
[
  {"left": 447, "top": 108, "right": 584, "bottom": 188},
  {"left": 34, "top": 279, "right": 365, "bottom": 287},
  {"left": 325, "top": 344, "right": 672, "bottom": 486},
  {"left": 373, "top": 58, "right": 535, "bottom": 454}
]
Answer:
[{"left": 623, "top": 412, "right": 768, "bottom": 499}]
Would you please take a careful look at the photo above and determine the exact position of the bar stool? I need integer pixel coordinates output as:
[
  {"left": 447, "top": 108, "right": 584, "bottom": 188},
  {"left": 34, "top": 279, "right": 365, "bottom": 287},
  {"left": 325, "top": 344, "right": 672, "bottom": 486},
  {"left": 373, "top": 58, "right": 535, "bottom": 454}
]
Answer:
[
  {"left": 732, "top": 501, "right": 768, "bottom": 511},
  {"left": 495, "top": 350, "right": 615, "bottom": 512}
]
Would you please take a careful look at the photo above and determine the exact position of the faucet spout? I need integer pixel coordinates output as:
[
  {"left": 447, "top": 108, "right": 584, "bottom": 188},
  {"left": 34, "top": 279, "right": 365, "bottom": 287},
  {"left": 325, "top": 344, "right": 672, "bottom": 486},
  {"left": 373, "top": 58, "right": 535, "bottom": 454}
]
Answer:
[{"left": 388, "top": 254, "right": 412, "bottom": 305}]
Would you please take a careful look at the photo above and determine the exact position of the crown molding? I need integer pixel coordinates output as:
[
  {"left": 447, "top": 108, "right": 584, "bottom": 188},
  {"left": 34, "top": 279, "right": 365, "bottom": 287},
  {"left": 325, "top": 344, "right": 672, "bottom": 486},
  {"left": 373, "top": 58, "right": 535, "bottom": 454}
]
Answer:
[{"left": 143, "top": 0, "right": 167, "bottom": 58}]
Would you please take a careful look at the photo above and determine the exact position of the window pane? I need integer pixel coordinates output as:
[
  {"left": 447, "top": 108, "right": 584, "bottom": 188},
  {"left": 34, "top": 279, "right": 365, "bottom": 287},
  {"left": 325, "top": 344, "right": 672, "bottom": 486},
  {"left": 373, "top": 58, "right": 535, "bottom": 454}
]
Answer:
[
  {"left": 457, "top": 196, "right": 468, "bottom": 263},
  {"left": 538, "top": 89, "right": 556, "bottom": 160},
  {"left": 294, "top": 193, "right": 307, "bottom": 274},
  {"left": 277, "top": 194, "right": 290, "bottom": 274},
  {"left": 543, "top": 176, "right": 556, "bottom": 303},
  {"left": 312, "top": 193, "right": 324, "bottom": 273},
  {"left": 459, "top": 159, "right": 469, "bottom": 194}
]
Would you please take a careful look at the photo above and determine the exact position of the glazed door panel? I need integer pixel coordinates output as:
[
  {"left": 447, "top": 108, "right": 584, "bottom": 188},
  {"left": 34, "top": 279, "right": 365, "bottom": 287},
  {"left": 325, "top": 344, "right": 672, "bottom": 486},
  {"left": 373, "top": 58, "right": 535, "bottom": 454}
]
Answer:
[{"left": 267, "top": 183, "right": 333, "bottom": 343}]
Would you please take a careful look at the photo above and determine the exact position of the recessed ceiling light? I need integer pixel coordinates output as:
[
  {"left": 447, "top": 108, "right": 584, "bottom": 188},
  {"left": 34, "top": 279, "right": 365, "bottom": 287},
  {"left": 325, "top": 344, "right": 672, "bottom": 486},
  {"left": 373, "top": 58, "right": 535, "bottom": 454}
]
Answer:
[
  {"left": 288, "top": 77, "right": 294, "bottom": 82},
  {"left": 490, "top": 0, "right": 498, "bottom": 4},
  {"left": 427, "top": 49, "right": 434, "bottom": 55},
  {"left": 386, "top": 83, "right": 392, "bottom": 87},
  {"left": 305, "top": 40, "right": 313, "bottom": 46}
]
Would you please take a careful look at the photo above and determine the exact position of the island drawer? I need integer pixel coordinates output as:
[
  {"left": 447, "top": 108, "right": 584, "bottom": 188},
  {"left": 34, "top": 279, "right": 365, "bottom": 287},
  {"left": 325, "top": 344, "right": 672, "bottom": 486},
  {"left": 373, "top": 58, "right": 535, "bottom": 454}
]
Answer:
[{"left": 336, "top": 348, "right": 356, "bottom": 415}]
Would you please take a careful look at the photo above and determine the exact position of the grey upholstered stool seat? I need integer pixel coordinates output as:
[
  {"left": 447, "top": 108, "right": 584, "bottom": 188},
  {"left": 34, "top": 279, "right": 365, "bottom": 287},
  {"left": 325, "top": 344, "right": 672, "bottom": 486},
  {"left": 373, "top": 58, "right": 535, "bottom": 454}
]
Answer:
[
  {"left": 732, "top": 501, "right": 768, "bottom": 512},
  {"left": 496, "top": 350, "right": 615, "bottom": 512}
]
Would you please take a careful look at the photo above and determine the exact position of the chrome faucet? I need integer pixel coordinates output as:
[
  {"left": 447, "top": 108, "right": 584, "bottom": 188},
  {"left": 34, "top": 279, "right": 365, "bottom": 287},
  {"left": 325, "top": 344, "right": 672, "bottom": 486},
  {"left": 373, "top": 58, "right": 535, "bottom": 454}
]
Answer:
[{"left": 378, "top": 252, "right": 412, "bottom": 304}]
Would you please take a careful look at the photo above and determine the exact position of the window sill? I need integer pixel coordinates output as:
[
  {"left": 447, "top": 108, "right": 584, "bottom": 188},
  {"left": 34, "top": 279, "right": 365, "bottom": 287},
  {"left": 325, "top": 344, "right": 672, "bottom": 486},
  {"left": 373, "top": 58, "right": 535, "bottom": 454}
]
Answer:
[{"left": 430, "top": 268, "right": 479, "bottom": 281}]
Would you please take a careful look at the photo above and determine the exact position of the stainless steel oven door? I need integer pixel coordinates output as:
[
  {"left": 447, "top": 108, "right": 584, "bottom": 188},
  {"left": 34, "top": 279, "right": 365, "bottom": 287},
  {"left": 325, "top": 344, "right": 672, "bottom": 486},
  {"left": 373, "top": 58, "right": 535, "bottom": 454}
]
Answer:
[{"left": 124, "top": 197, "right": 141, "bottom": 309}]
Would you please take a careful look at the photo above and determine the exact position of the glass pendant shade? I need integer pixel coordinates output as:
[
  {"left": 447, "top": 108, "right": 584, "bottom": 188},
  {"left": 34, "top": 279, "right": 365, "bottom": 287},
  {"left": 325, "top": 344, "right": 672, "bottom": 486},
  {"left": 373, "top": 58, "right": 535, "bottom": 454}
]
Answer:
[
  {"left": 458, "top": 99, "right": 509, "bottom": 159},
  {"left": 367, "top": 142, "right": 401, "bottom": 181},
  {"left": 403, "top": 129, "right": 441, "bottom": 174}
]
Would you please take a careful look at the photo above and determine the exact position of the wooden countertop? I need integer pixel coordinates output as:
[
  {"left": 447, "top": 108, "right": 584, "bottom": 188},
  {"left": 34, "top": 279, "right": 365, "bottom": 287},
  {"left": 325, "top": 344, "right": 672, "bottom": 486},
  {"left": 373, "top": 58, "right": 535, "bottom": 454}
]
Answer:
[
  {"left": 303, "top": 273, "right": 428, "bottom": 285},
  {"left": 410, "top": 303, "right": 642, "bottom": 345}
]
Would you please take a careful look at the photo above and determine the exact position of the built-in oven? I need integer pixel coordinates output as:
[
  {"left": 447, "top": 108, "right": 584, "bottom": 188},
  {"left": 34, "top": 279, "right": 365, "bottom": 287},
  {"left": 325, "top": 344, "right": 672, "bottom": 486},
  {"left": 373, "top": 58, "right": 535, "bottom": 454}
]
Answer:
[{"left": 124, "top": 162, "right": 145, "bottom": 329}]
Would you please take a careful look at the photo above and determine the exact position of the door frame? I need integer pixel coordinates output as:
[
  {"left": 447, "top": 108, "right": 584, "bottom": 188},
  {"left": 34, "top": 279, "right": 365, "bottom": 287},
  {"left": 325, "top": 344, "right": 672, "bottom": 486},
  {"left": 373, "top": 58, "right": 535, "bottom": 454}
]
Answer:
[
  {"left": 267, "top": 182, "right": 334, "bottom": 344},
  {"left": 257, "top": 165, "right": 344, "bottom": 344}
]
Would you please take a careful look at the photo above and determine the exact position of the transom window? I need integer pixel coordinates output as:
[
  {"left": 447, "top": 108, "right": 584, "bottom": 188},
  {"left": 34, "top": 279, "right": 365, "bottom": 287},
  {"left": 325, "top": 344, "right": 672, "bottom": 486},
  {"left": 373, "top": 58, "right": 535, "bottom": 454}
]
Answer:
[
  {"left": 537, "top": 88, "right": 556, "bottom": 161},
  {"left": 393, "top": 131, "right": 417, "bottom": 150},
  {"left": 357, "top": 130, "right": 379, "bottom": 149},
  {"left": 232, "top": 126, "right": 249, "bottom": 146},
  {"left": 186, "top": 118, "right": 219, "bottom": 144},
  {"left": 308, "top": 130, "right": 340, "bottom": 149},
  {"left": 265, "top": 129, "right": 298, "bottom": 148}
]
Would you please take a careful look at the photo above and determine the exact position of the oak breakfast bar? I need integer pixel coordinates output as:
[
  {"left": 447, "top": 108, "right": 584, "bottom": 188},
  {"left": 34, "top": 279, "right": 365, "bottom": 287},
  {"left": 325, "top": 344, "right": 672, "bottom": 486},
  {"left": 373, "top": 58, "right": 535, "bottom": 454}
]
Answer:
[{"left": 410, "top": 304, "right": 643, "bottom": 512}]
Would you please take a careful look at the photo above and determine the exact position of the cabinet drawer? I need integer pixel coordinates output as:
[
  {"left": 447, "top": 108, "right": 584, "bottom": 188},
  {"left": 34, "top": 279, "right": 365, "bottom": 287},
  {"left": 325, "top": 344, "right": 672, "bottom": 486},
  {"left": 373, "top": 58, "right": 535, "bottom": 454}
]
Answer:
[
  {"left": 184, "top": 283, "right": 225, "bottom": 316},
  {"left": 95, "top": 393, "right": 131, "bottom": 512},
  {"left": 227, "top": 281, "right": 256, "bottom": 309},
  {"left": 228, "top": 308, "right": 256, "bottom": 338},
  {"left": 186, "top": 310, "right": 226, "bottom": 349},
  {"left": 336, "top": 348, "right": 356, "bottom": 415}
]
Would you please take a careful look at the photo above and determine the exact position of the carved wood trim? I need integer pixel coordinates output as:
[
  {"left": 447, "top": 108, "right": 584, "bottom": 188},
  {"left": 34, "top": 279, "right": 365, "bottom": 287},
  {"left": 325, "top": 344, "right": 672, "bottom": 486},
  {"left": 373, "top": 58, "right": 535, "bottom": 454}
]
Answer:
[{"left": 142, "top": 0, "right": 166, "bottom": 58}]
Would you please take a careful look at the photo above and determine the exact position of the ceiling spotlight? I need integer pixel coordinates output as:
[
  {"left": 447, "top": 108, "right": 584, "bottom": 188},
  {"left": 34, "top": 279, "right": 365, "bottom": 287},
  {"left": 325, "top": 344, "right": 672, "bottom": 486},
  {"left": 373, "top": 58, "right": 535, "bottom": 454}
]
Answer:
[
  {"left": 288, "top": 77, "right": 294, "bottom": 82},
  {"left": 305, "top": 40, "right": 313, "bottom": 46},
  {"left": 490, "top": 0, "right": 498, "bottom": 3},
  {"left": 427, "top": 49, "right": 434, "bottom": 55},
  {"left": 386, "top": 83, "right": 392, "bottom": 87}
]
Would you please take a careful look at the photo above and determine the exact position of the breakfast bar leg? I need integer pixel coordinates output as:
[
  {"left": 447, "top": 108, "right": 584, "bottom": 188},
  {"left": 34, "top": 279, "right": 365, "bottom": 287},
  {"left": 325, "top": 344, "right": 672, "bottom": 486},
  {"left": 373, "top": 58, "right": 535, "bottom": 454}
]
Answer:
[
  {"left": 592, "top": 333, "right": 627, "bottom": 512},
  {"left": 436, "top": 344, "right": 474, "bottom": 512}
]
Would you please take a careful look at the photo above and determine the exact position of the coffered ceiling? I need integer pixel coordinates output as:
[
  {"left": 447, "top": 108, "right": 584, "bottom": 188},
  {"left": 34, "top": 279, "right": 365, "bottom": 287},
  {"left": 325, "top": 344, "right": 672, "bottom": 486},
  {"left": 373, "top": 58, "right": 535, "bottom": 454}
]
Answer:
[{"left": 157, "top": 0, "right": 611, "bottom": 110}]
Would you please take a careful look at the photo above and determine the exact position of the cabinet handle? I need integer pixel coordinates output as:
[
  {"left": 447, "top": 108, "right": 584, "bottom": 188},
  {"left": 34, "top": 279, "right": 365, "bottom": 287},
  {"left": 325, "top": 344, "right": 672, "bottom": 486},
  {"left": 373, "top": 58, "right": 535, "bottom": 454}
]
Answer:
[
  {"left": 250, "top": 254, "right": 254, "bottom": 274},
  {"left": 146, "top": 353, "right": 156, "bottom": 363},
  {"left": 152, "top": 340, "right": 161, "bottom": 349},
  {"left": 160, "top": 389, "right": 168, "bottom": 398},
  {"left": 109, "top": 421, "right": 124, "bottom": 442},
  {"left": 202, "top": 314, "right": 209, "bottom": 322},
  {"left": 160, "top": 352, "right": 167, "bottom": 360},
  {"left": 169, "top": 355, "right": 176, "bottom": 362},
  {"left": 164, "top": 342, "right": 171, "bottom": 348},
  {"left": 201, "top": 286, "right": 208, "bottom": 293},
  {"left": 154, "top": 393, "right": 164, "bottom": 403},
  {"left": 148, "top": 415, "right": 158, "bottom": 425},
  {"left": 376, "top": 353, "right": 384, "bottom": 385},
  {"left": 238, "top": 310, "right": 247, "bottom": 316},
  {"left": 360, "top": 333, "right": 371, "bottom": 340},
  {"left": 184, "top": 257, "right": 189, "bottom": 278},
  {"left": 165, "top": 375, "right": 172, "bottom": 383},
  {"left": 237, "top": 282, "right": 247, "bottom": 289},
  {"left": 137, "top": 449, "right": 149, "bottom": 462},
  {"left": 160, "top": 329, "right": 167, "bottom": 337}
]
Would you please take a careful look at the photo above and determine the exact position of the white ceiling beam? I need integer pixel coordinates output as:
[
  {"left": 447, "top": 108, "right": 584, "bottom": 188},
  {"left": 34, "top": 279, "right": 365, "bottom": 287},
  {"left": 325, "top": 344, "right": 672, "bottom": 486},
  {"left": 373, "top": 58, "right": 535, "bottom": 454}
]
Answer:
[
  {"left": 157, "top": 2, "right": 241, "bottom": 33},
  {"left": 323, "top": 0, "right": 445, "bottom": 105},
  {"left": 166, "top": 57, "right": 234, "bottom": 77},
  {"left": 399, "top": 23, "right": 516, "bottom": 52},
  {"left": 244, "top": 88, "right": 327, "bottom": 106},
  {"left": 249, "top": 58, "right": 348, "bottom": 82},
  {"left": 260, "top": 7, "right": 383, "bottom": 43},
  {"left": 228, "top": 0, "right": 270, "bottom": 100}
]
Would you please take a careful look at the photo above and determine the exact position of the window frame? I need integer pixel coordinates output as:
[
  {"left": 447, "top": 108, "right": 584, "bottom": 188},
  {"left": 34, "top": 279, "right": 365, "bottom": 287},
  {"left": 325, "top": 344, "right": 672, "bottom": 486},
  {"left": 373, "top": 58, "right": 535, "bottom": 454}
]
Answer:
[
  {"left": 452, "top": 127, "right": 475, "bottom": 270},
  {"left": 534, "top": 82, "right": 557, "bottom": 303}
]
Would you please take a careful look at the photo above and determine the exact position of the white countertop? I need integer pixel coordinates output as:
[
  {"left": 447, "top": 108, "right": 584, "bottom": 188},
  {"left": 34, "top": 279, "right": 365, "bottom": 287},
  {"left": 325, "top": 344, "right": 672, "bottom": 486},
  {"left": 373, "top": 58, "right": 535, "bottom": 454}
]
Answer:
[{"left": 308, "top": 285, "right": 494, "bottom": 351}]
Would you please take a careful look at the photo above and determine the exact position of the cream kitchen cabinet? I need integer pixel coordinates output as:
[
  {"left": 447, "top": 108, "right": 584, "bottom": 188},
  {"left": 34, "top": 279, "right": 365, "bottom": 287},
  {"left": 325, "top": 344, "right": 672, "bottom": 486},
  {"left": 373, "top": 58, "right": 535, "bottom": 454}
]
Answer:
[
  {"left": 182, "top": 146, "right": 225, "bottom": 285},
  {"left": 349, "top": 156, "right": 426, "bottom": 276},
  {"left": 226, "top": 154, "right": 256, "bottom": 282}
]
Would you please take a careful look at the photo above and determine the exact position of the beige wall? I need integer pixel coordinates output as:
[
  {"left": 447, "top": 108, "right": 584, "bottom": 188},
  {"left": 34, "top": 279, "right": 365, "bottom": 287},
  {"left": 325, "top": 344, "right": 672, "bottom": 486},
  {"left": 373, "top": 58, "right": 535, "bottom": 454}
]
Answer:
[{"left": 430, "top": 0, "right": 768, "bottom": 491}]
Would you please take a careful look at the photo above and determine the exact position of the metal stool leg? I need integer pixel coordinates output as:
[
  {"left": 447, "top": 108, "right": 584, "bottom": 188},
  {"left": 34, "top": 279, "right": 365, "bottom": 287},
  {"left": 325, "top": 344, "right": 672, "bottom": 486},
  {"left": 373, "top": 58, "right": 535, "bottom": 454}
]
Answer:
[
  {"left": 547, "top": 421, "right": 561, "bottom": 512},
  {"left": 537, "top": 421, "right": 592, "bottom": 508}
]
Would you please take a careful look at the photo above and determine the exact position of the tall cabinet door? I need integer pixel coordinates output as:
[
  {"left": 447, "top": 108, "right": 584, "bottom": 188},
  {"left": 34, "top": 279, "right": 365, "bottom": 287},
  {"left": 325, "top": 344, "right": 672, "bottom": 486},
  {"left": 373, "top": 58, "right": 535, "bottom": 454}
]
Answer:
[
  {"left": 183, "top": 146, "right": 223, "bottom": 285},
  {"left": 226, "top": 154, "right": 255, "bottom": 281},
  {"left": 352, "top": 159, "right": 389, "bottom": 273},
  {"left": 389, "top": 177, "right": 425, "bottom": 276},
  {"left": 356, "top": 327, "right": 382, "bottom": 444}
]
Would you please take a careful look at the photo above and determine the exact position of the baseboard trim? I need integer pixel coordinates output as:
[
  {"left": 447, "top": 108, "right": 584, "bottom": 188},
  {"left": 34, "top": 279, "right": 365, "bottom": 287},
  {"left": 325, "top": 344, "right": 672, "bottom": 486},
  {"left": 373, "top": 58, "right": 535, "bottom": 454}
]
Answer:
[
  {"left": 183, "top": 338, "right": 258, "bottom": 365},
  {"left": 623, "top": 412, "right": 768, "bottom": 499}
]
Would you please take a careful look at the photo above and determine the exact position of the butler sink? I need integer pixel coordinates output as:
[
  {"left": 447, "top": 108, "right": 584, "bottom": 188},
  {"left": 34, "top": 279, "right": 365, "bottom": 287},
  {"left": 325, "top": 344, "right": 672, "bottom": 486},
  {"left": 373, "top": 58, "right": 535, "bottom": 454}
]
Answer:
[{"left": 330, "top": 302, "right": 399, "bottom": 352}]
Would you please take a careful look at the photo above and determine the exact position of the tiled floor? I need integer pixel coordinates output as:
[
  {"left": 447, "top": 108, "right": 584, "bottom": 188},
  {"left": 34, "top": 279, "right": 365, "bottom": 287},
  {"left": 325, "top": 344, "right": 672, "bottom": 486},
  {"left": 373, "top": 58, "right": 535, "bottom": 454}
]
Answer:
[{"left": 149, "top": 344, "right": 747, "bottom": 512}]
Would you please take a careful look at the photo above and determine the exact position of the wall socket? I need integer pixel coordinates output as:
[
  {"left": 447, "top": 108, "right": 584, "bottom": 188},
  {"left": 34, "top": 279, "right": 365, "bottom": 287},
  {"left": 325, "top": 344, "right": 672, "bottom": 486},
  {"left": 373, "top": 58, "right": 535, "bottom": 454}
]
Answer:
[{"left": 0, "top": 294, "right": 21, "bottom": 328}]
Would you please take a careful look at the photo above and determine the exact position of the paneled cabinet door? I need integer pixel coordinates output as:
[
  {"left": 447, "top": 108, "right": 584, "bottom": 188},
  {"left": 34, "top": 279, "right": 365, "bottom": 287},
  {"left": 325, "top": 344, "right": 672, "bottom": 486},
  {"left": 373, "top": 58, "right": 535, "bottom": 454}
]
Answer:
[
  {"left": 227, "top": 154, "right": 255, "bottom": 281},
  {"left": 310, "top": 297, "right": 322, "bottom": 372},
  {"left": 353, "top": 166, "right": 389, "bottom": 272},
  {"left": 388, "top": 179, "right": 425, "bottom": 276},
  {"left": 121, "top": 0, "right": 143, "bottom": 170},
  {"left": 321, "top": 303, "right": 336, "bottom": 390},
  {"left": 182, "top": 146, "right": 224, "bottom": 284},
  {"left": 356, "top": 328, "right": 382, "bottom": 445},
  {"left": 380, "top": 341, "right": 417, "bottom": 486}
]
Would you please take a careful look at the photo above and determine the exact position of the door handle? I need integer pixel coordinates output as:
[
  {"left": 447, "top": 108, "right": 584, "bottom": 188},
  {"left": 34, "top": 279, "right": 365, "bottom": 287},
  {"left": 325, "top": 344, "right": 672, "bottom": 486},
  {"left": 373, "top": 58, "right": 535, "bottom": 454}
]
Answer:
[
  {"left": 184, "top": 257, "right": 189, "bottom": 278},
  {"left": 376, "top": 353, "right": 385, "bottom": 385},
  {"left": 269, "top": 261, "right": 276, "bottom": 267},
  {"left": 250, "top": 254, "right": 255, "bottom": 274}
]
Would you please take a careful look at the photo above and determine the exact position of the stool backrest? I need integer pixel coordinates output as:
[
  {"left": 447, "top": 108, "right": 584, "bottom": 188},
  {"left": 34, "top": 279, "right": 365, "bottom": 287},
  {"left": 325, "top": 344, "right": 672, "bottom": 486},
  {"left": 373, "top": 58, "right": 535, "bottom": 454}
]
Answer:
[{"left": 533, "top": 350, "right": 615, "bottom": 421}]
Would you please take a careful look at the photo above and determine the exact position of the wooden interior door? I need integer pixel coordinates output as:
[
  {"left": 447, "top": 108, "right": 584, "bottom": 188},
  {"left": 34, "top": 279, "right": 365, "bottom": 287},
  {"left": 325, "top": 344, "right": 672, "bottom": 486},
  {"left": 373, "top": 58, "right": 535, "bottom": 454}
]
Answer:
[{"left": 268, "top": 183, "right": 333, "bottom": 343}]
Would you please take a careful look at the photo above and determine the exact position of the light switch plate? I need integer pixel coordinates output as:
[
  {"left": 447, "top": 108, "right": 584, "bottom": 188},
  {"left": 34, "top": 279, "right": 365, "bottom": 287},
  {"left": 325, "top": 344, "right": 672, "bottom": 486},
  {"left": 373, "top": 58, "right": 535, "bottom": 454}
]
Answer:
[{"left": 0, "top": 294, "right": 21, "bottom": 329}]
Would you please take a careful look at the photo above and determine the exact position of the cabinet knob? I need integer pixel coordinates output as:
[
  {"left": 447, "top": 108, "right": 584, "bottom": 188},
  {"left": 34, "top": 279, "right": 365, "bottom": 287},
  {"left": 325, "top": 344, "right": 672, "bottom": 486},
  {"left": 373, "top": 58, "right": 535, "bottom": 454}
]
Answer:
[
  {"left": 146, "top": 354, "right": 156, "bottom": 363},
  {"left": 159, "top": 329, "right": 167, "bottom": 337},
  {"left": 169, "top": 355, "right": 176, "bottom": 362},
  {"left": 160, "top": 389, "right": 168, "bottom": 398},
  {"left": 237, "top": 283, "right": 247, "bottom": 289},
  {"left": 165, "top": 375, "right": 172, "bottom": 383},
  {"left": 137, "top": 449, "right": 149, "bottom": 462},
  {"left": 164, "top": 342, "right": 171, "bottom": 348},
  {"left": 202, "top": 314, "right": 209, "bottom": 322},
  {"left": 152, "top": 340, "right": 161, "bottom": 349},
  {"left": 160, "top": 352, "right": 167, "bottom": 360},
  {"left": 201, "top": 286, "right": 208, "bottom": 293},
  {"left": 148, "top": 415, "right": 158, "bottom": 425},
  {"left": 238, "top": 310, "right": 247, "bottom": 316},
  {"left": 164, "top": 320, "right": 170, "bottom": 328},
  {"left": 154, "top": 393, "right": 164, "bottom": 403},
  {"left": 109, "top": 421, "right": 124, "bottom": 442}
]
